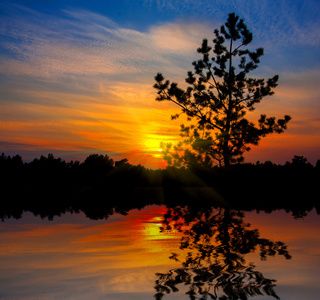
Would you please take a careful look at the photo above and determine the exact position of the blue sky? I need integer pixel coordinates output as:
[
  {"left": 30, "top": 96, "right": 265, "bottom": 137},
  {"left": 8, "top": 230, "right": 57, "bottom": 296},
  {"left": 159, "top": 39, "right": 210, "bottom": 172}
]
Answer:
[{"left": 0, "top": 0, "right": 320, "bottom": 166}]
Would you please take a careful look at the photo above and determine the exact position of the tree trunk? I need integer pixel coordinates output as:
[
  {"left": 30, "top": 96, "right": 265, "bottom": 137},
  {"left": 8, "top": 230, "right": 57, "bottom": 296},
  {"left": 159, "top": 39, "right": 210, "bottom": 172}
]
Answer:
[
  {"left": 223, "top": 153, "right": 230, "bottom": 167},
  {"left": 222, "top": 39, "right": 233, "bottom": 168}
]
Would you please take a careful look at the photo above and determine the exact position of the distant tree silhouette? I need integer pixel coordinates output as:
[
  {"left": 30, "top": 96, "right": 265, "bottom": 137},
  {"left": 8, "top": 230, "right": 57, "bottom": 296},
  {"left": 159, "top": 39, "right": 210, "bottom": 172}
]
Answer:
[
  {"left": 29, "top": 153, "right": 66, "bottom": 169},
  {"left": 154, "top": 206, "right": 291, "bottom": 299},
  {"left": 82, "top": 154, "right": 114, "bottom": 169},
  {"left": 115, "top": 158, "right": 129, "bottom": 168},
  {"left": 285, "top": 155, "right": 313, "bottom": 169},
  {"left": 154, "top": 13, "right": 291, "bottom": 167},
  {"left": 0, "top": 153, "right": 23, "bottom": 168},
  {"left": 66, "top": 160, "right": 80, "bottom": 168}
]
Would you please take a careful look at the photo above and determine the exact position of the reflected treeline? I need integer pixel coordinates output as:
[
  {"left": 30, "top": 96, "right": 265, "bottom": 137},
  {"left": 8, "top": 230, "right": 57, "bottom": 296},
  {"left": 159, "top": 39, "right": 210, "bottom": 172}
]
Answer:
[
  {"left": 0, "top": 153, "right": 319, "bottom": 220},
  {"left": 154, "top": 206, "right": 291, "bottom": 299}
]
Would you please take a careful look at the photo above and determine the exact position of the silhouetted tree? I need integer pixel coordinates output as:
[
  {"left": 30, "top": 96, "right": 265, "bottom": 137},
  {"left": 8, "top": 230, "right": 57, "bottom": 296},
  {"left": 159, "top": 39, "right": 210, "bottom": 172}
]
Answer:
[
  {"left": 115, "top": 158, "right": 129, "bottom": 168},
  {"left": 82, "top": 154, "right": 114, "bottom": 169},
  {"left": 154, "top": 13, "right": 291, "bottom": 167},
  {"left": 29, "top": 153, "right": 67, "bottom": 169},
  {"left": 0, "top": 153, "right": 23, "bottom": 168},
  {"left": 285, "top": 155, "right": 313, "bottom": 169}
]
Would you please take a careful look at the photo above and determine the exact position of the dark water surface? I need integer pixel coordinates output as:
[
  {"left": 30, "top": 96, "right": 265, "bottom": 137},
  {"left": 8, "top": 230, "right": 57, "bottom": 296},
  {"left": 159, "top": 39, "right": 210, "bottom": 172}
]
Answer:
[{"left": 0, "top": 206, "right": 319, "bottom": 299}]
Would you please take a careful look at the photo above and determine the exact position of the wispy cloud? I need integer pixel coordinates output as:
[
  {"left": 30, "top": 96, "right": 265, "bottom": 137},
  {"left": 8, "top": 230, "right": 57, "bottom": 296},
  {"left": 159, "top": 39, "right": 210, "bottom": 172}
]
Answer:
[
  {"left": 145, "top": 0, "right": 320, "bottom": 47},
  {"left": 0, "top": 6, "right": 209, "bottom": 81},
  {"left": 149, "top": 21, "right": 213, "bottom": 53}
]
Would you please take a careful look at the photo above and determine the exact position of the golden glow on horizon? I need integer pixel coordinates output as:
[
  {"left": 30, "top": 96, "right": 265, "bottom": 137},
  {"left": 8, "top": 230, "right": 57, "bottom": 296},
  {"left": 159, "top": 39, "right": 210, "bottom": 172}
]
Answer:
[
  {"left": 141, "top": 134, "right": 170, "bottom": 159},
  {"left": 1, "top": 77, "right": 319, "bottom": 166}
]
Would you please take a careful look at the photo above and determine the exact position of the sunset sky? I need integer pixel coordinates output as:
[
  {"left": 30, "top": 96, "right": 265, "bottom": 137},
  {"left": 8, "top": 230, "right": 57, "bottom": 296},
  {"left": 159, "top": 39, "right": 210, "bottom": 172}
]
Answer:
[{"left": 1, "top": 0, "right": 319, "bottom": 167}]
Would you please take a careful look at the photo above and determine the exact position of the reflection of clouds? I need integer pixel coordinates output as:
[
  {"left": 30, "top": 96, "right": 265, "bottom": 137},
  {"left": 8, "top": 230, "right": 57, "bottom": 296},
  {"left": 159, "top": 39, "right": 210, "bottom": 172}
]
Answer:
[
  {"left": 0, "top": 208, "right": 181, "bottom": 298},
  {"left": 108, "top": 270, "right": 157, "bottom": 293}
]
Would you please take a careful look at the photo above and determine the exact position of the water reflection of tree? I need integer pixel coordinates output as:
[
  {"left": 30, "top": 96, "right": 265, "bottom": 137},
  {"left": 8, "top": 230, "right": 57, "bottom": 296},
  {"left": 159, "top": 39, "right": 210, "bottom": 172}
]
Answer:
[{"left": 154, "top": 206, "right": 291, "bottom": 300}]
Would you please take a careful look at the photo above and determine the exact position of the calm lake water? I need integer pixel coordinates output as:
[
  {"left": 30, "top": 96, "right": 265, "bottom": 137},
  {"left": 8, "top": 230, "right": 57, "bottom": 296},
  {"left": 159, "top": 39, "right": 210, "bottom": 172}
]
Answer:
[{"left": 0, "top": 205, "right": 319, "bottom": 300}]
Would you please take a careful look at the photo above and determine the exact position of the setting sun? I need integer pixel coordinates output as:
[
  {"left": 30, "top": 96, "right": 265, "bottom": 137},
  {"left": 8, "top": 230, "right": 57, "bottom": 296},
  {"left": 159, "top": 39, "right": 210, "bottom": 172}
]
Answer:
[{"left": 140, "top": 132, "right": 175, "bottom": 162}]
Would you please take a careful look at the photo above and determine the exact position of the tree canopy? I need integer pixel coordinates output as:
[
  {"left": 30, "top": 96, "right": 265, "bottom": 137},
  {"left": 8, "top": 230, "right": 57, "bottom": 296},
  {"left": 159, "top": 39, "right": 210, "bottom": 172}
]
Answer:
[{"left": 154, "top": 13, "right": 291, "bottom": 167}]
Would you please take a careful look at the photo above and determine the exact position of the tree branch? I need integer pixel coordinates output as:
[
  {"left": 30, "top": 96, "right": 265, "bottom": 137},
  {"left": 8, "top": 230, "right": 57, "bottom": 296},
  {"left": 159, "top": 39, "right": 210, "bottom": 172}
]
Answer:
[{"left": 161, "top": 90, "right": 223, "bottom": 131}]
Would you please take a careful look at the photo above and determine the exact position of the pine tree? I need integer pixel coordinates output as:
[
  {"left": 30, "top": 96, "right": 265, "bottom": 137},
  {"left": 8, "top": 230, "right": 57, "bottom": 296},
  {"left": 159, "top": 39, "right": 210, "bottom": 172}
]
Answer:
[{"left": 154, "top": 13, "right": 291, "bottom": 167}]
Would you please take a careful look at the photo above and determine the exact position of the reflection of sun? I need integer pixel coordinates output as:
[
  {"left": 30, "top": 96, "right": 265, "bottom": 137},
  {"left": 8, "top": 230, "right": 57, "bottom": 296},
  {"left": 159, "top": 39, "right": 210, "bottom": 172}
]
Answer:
[
  {"left": 141, "top": 217, "right": 178, "bottom": 241},
  {"left": 130, "top": 207, "right": 183, "bottom": 254}
]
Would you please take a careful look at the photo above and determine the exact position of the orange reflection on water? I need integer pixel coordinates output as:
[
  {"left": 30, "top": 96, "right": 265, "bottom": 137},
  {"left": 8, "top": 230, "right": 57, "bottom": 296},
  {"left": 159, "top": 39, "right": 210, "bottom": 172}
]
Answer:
[
  {"left": 1, "top": 207, "right": 320, "bottom": 299},
  {"left": 140, "top": 215, "right": 180, "bottom": 241},
  {"left": 0, "top": 206, "right": 183, "bottom": 298}
]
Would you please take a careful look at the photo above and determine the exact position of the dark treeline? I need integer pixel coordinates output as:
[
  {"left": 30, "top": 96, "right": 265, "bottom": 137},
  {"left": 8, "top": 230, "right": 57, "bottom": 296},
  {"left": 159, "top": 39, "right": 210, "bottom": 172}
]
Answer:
[{"left": 0, "top": 153, "right": 319, "bottom": 221}]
